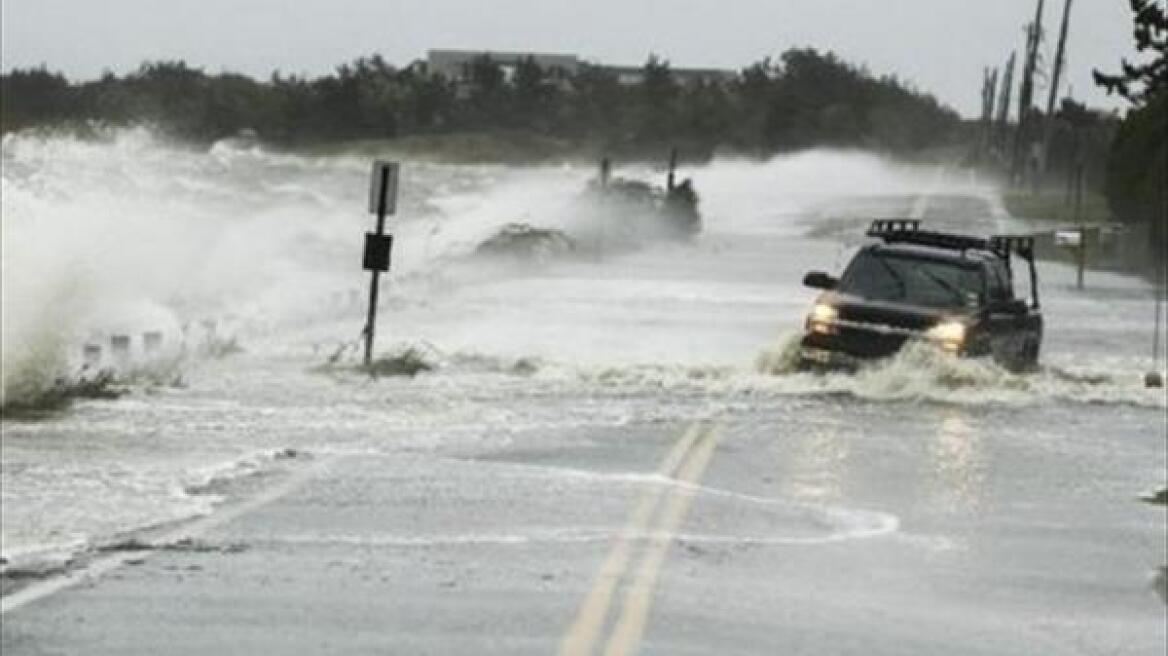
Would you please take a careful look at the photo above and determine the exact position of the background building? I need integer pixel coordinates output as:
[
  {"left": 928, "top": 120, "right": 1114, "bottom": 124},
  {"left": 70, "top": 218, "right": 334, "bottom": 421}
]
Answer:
[{"left": 424, "top": 49, "right": 737, "bottom": 88}]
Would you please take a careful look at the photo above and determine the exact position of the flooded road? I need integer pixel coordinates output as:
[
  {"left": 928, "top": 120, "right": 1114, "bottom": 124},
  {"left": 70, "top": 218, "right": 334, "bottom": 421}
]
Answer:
[{"left": 2, "top": 130, "right": 1165, "bottom": 653}]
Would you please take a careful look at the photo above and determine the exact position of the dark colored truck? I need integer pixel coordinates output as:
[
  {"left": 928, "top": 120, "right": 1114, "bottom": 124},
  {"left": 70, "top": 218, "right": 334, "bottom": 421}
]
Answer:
[{"left": 800, "top": 220, "right": 1042, "bottom": 372}]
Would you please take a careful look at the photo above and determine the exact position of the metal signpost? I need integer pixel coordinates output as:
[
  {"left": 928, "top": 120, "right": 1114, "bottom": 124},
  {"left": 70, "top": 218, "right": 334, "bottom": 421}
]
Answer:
[{"left": 363, "top": 161, "right": 399, "bottom": 367}]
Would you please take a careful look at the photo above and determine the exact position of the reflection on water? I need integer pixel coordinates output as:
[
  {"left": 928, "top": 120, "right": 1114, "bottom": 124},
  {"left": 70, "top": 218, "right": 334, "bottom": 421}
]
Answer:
[
  {"left": 928, "top": 412, "right": 986, "bottom": 515},
  {"left": 784, "top": 419, "right": 850, "bottom": 503},
  {"left": 781, "top": 411, "right": 988, "bottom": 516}
]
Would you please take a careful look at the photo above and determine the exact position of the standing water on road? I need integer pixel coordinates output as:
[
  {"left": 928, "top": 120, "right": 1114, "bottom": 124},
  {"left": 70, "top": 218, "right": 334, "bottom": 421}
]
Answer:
[{"left": 2, "top": 130, "right": 1165, "bottom": 634}]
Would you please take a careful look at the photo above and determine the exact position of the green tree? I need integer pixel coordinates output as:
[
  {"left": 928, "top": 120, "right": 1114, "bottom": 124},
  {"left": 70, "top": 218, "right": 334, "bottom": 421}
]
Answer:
[
  {"left": 396, "top": 67, "right": 454, "bottom": 132},
  {"left": 0, "top": 67, "right": 74, "bottom": 130},
  {"left": 562, "top": 64, "right": 623, "bottom": 141},
  {"left": 633, "top": 54, "right": 679, "bottom": 144},
  {"left": 1095, "top": 0, "right": 1167, "bottom": 264},
  {"left": 1094, "top": 0, "right": 1167, "bottom": 103},
  {"left": 514, "top": 56, "right": 545, "bottom": 107},
  {"left": 1, "top": 48, "right": 962, "bottom": 156}
]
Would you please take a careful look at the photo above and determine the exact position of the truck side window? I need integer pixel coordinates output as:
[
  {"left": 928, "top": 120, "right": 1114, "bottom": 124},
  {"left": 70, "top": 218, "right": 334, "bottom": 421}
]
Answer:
[{"left": 987, "top": 260, "right": 1013, "bottom": 301}]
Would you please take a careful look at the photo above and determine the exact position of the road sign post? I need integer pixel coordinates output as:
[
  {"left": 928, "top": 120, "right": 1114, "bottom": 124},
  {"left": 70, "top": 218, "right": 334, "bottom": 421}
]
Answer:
[{"left": 363, "top": 161, "right": 399, "bottom": 367}]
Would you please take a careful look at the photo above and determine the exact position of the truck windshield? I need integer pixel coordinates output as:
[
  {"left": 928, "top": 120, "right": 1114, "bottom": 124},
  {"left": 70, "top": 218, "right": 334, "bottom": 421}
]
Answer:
[{"left": 839, "top": 251, "right": 984, "bottom": 309}]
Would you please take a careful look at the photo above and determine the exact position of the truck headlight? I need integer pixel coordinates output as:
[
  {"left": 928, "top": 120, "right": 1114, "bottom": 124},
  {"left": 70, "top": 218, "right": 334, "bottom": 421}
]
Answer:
[
  {"left": 807, "top": 303, "right": 838, "bottom": 334},
  {"left": 925, "top": 320, "right": 966, "bottom": 351}
]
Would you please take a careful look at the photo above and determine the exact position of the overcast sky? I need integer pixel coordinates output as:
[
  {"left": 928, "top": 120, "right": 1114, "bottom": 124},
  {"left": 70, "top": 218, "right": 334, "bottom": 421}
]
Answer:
[{"left": 0, "top": 0, "right": 1140, "bottom": 117}]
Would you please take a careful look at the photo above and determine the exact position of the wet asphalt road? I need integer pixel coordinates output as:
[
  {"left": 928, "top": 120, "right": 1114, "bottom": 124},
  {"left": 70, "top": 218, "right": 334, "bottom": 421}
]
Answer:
[{"left": 3, "top": 398, "right": 1164, "bottom": 655}]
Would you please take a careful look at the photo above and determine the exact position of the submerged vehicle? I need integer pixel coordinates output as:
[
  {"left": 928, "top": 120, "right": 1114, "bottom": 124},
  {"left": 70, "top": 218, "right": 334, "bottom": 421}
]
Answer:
[
  {"left": 799, "top": 220, "right": 1042, "bottom": 372},
  {"left": 474, "top": 223, "right": 577, "bottom": 260},
  {"left": 580, "top": 152, "right": 701, "bottom": 239}
]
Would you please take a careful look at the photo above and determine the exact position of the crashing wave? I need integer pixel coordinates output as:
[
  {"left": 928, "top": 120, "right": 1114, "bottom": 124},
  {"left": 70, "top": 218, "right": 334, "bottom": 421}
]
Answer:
[
  {"left": 473, "top": 223, "right": 578, "bottom": 261},
  {"left": 751, "top": 339, "right": 1166, "bottom": 408}
]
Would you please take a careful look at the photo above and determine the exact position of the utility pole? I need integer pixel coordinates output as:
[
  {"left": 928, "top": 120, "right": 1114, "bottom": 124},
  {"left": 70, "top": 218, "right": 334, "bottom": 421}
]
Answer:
[
  {"left": 981, "top": 67, "right": 999, "bottom": 126},
  {"left": 667, "top": 147, "right": 678, "bottom": 191},
  {"left": 1042, "top": 0, "right": 1074, "bottom": 178},
  {"left": 1013, "top": 0, "right": 1046, "bottom": 185},
  {"left": 1074, "top": 162, "right": 1085, "bottom": 290},
  {"left": 996, "top": 52, "right": 1017, "bottom": 153},
  {"left": 1017, "top": 0, "right": 1045, "bottom": 122},
  {"left": 1149, "top": 177, "right": 1166, "bottom": 387},
  {"left": 980, "top": 67, "right": 999, "bottom": 162}
]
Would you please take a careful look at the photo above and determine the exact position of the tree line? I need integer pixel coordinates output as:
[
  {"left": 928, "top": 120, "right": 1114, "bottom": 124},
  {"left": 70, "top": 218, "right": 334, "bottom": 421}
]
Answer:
[
  {"left": 1094, "top": 0, "right": 1166, "bottom": 265},
  {"left": 0, "top": 49, "right": 961, "bottom": 157}
]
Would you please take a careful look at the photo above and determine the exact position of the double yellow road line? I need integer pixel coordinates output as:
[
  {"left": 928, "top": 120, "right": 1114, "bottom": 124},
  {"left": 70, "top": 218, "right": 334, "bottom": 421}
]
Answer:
[{"left": 559, "top": 422, "right": 721, "bottom": 656}]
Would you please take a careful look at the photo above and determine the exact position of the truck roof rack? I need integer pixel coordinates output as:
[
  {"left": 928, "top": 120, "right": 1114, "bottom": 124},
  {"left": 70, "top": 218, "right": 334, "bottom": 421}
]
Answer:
[
  {"left": 866, "top": 221, "right": 1035, "bottom": 261},
  {"left": 866, "top": 220, "right": 990, "bottom": 252},
  {"left": 988, "top": 235, "right": 1035, "bottom": 262},
  {"left": 866, "top": 219, "right": 922, "bottom": 235}
]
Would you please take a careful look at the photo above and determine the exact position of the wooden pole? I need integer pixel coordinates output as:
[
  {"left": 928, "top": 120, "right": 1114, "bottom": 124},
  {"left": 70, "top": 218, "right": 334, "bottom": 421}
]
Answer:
[
  {"left": 1075, "top": 163, "right": 1085, "bottom": 290},
  {"left": 667, "top": 147, "right": 678, "bottom": 191},
  {"left": 1152, "top": 162, "right": 1167, "bottom": 386},
  {"left": 996, "top": 52, "right": 1017, "bottom": 154},
  {"left": 1045, "top": 0, "right": 1073, "bottom": 118},
  {"left": 1154, "top": 271, "right": 1162, "bottom": 365},
  {"left": 1013, "top": 0, "right": 1045, "bottom": 185},
  {"left": 1041, "top": 0, "right": 1073, "bottom": 182},
  {"left": 980, "top": 67, "right": 999, "bottom": 162}
]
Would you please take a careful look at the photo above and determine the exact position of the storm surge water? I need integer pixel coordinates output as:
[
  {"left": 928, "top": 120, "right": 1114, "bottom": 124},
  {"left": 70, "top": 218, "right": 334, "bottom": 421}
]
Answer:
[
  {"left": 2, "top": 127, "right": 1163, "bottom": 569},
  {"left": 0, "top": 128, "right": 531, "bottom": 405},
  {"left": 0, "top": 129, "right": 969, "bottom": 404}
]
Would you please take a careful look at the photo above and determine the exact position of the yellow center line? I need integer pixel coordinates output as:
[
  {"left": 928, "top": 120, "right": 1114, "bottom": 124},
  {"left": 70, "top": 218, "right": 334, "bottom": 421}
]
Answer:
[
  {"left": 558, "top": 422, "right": 709, "bottom": 656},
  {"left": 602, "top": 426, "right": 720, "bottom": 656}
]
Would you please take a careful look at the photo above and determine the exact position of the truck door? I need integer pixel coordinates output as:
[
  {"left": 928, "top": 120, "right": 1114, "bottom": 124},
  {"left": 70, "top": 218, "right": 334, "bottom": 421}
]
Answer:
[{"left": 985, "top": 260, "right": 1026, "bottom": 364}]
